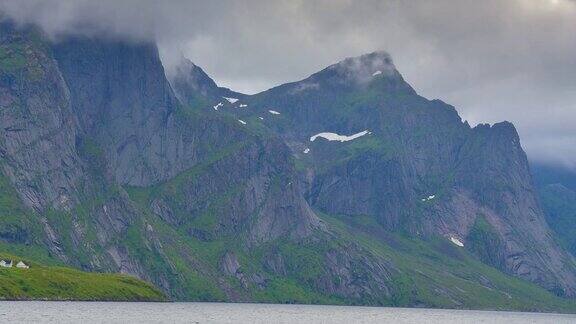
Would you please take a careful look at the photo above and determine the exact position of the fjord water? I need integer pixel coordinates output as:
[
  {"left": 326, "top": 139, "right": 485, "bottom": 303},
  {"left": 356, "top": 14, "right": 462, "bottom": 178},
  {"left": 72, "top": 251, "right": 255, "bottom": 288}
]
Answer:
[{"left": 1, "top": 302, "right": 575, "bottom": 324}]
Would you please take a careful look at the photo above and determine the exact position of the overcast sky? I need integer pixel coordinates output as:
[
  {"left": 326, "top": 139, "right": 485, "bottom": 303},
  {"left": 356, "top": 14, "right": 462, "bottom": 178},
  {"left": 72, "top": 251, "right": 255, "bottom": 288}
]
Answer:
[{"left": 1, "top": 0, "right": 575, "bottom": 170}]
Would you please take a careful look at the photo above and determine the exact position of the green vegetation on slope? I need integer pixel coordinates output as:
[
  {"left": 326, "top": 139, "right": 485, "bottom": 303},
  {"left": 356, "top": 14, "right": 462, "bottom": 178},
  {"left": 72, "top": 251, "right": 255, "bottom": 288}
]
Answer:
[
  {"left": 120, "top": 146, "right": 576, "bottom": 310},
  {"left": 322, "top": 213, "right": 576, "bottom": 313},
  {"left": 124, "top": 178, "right": 342, "bottom": 304},
  {"left": 124, "top": 167, "right": 576, "bottom": 312},
  {"left": 0, "top": 253, "right": 165, "bottom": 301},
  {"left": 466, "top": 215, "right": 505, "bottom": 269},
  {"left": 0, "top": 169, "right": 58, "bottom": 266}
]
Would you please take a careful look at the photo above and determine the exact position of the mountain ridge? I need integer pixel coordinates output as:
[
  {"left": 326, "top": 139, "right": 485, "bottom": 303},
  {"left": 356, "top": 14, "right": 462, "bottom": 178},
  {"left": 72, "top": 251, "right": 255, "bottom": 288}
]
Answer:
[{"left": 170, "top": 50, "right": 576, "bottom": 297}]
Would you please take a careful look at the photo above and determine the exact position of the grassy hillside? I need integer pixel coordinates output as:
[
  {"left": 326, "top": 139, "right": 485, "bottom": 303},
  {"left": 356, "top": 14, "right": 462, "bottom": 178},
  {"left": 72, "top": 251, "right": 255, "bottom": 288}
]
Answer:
[
  {"left": 0, "top": 253, "right": 165, "bottom": 301},
  {"left": 122, "top": 175, "right": 576, "bottom": 311},
  {"left": 322, "top": 213, "right": 576, "bottom": 313}
]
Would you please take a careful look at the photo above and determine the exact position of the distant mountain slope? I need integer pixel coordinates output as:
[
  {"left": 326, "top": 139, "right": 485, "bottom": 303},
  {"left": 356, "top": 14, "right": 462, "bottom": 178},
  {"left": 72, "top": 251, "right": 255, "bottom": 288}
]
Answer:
[
  {"left": 532, "top": 164, "right": 576, "bottom": 258},
  {"left": 533, "top": 164, "right": 576, "bottom": 191},
  {"left": 539, "top": 184, "right": 576, "bottom": 257}
]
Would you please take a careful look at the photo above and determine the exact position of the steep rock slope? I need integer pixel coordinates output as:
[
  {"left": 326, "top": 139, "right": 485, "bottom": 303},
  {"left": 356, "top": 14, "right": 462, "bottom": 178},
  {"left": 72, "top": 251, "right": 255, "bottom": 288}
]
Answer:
[
  {"left": 0, "top": 23, "right": 83, "bottom": 213},
  {"left": 0, "top": 22, "right": 97, "bottom": 265},
  {"left": 0, "top": 22, "right": 150, "bottom": 282},
  {"left": 185, "top": 51, "right": 576, "bottom": 296},
  {"left": 51, "top": 36, "right": 320, "bottom": 244}
]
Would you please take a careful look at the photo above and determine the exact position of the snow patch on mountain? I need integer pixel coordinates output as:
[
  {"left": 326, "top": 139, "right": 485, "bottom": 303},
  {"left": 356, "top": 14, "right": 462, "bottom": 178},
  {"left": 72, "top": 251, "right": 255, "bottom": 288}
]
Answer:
[
  {"left": 421, "top": 195, "right": 436, "bottom": 202},
  {"left": 450, "top": 236, "right": 464, "bottom": 247},
  {"left": 223, "top": 97, "right": 238, "bottom": 103},
  {"left": 310, "top": 130, "right": 370, "bottom": 142}
]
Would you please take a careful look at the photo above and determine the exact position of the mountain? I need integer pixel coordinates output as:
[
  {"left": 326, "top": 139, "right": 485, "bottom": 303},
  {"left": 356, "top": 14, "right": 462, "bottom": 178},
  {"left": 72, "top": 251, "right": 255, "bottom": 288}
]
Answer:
[
  {"left": 183, "top": 51, "right": 576, "bottom": 297},
  {"left": 1, "top": 19, "right": 576, "bottom": 310}
]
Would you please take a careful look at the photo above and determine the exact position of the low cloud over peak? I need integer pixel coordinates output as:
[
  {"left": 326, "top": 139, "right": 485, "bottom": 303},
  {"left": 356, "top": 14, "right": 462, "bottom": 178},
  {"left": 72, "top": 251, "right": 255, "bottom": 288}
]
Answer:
[{"left": 1, "top": 0, "right": 575, "bottom": 170}]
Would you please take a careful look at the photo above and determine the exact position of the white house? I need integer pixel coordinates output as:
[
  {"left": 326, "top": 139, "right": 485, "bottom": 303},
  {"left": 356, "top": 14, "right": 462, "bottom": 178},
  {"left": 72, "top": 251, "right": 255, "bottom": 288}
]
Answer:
[
  {"left": 16, "top": 261, "right": 29, "bottom": 269},
  {"left": 0, "top": 259, "right": 13, "bottom": 268}
]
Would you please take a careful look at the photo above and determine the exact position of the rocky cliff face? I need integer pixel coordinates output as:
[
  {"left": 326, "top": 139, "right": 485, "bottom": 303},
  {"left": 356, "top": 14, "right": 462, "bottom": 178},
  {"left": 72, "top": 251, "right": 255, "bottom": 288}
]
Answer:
[
  {"left": 0, "top": 23, "right": 158, "bottom": 275},
  {"left": 0, "top": 22, "right": 339, "bottom": 301},
  {"left": 0, "top": 22, "right": 91, "bottom": 264},
  {"left": 52, "top": 36, "right": 320, "bottom": 243},
  {"left": 53, "top": 38, "right": 195, "bottom": 186},
  {"left": 454, "top": 123, "right": 576, "bottom": 295},
  {"left": 1, "top": 19, "right": 576, "bottom": 308},
  {"left": 0, "top": 22, "right": 82, "bottom": 212}
]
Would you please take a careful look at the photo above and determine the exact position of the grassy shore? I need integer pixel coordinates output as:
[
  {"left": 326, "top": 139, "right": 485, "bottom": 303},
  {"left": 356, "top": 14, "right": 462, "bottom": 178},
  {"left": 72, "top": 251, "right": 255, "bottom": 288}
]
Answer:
[{"left": 0, "top": 253, "right": 165, "bottom": 301}]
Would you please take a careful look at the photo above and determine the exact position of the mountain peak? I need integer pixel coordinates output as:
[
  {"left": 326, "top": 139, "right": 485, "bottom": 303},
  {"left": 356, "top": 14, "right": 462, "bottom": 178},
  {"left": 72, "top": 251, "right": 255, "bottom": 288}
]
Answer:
[
  {"left": 283, "top": 50, "right": 406, "bottom": 93},
  {"left": 334, "top": 51, "right": 394, "bottom": 69},
  {"left": 327, "top": 51, "right": 397, "bottom": 82},
  {"left": 169, "top": 56, "right": 245, "bottom": 105},
  {"left": 170, "top": 56, "right": 219, "bottom": 99}
]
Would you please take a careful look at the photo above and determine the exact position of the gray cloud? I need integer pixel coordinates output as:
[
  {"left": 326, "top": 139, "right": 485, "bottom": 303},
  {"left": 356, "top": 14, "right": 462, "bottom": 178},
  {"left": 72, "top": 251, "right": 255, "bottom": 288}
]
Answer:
[{"left": 1, "top": 0, "right": 575, "bottom": 170}]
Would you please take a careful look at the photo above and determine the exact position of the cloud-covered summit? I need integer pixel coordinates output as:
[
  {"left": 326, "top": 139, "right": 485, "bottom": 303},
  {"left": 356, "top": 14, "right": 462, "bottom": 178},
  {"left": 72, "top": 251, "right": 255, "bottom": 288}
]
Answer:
[
  {"left": 328, "top": 51, "right": 398, "bottom": 85},
  {"left": 1, "top": 0, "right": 575, "bottom": 170}
]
